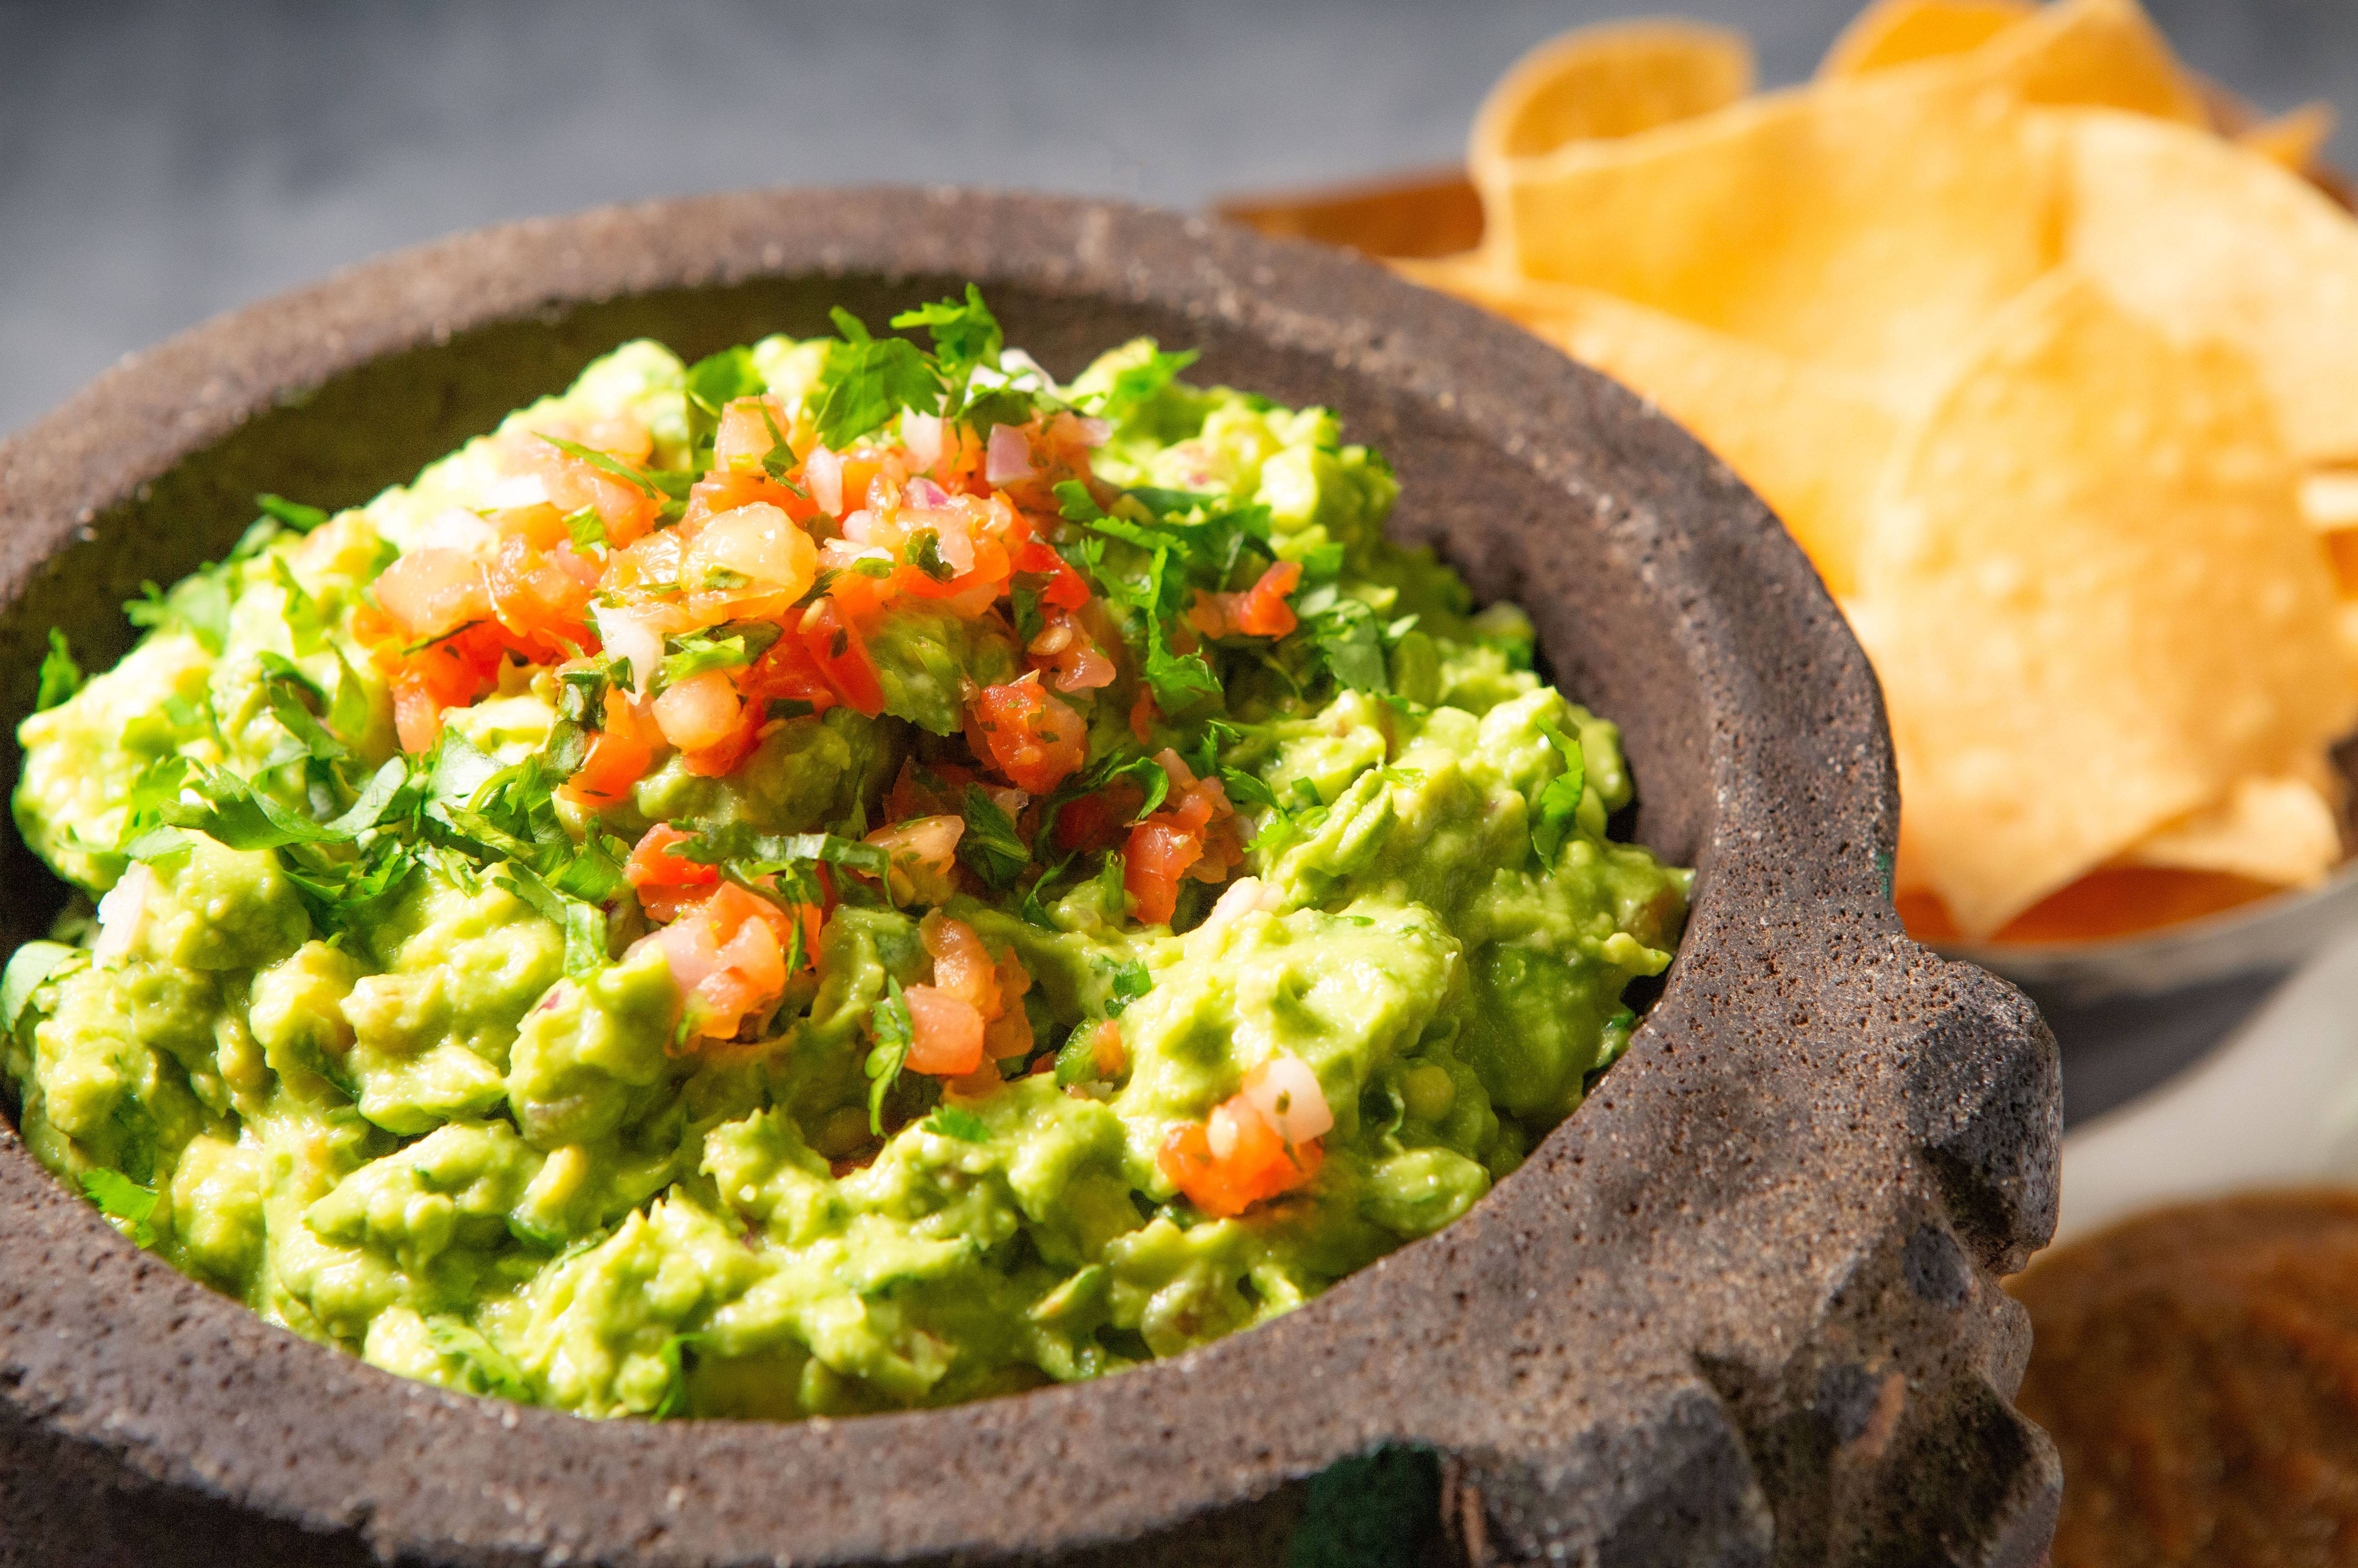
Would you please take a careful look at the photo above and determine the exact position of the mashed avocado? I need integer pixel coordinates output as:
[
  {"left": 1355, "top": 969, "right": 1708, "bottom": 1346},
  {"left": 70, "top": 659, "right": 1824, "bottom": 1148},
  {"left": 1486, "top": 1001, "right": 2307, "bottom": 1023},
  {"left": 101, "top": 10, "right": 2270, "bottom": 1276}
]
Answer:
[{"left": 1, "top": 293, "right": 1687, "bottom": 1420}]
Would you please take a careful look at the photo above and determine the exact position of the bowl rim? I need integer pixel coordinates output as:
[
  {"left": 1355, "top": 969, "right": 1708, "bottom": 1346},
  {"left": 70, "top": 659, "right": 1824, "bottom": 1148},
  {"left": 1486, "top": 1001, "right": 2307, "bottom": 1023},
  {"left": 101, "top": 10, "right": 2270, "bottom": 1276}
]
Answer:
[{"left": 0, "top": 184, "right": 2060, "bottom": 1565}]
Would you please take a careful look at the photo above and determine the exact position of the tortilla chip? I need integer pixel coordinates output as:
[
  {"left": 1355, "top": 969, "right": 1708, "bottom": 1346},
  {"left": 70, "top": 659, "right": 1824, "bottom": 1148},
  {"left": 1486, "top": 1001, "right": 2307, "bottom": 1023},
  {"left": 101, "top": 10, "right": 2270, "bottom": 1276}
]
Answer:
[
  {"left": 2239, "top": 101, "right": 2338, "bottom": 174},
  {"left": 1851, "top": 271, "right": 2352, "bottom": 936},
  {"left": 2129, "top": 773, "right": 2345, "bottom": 887},
  {"left": 1468, "top": 19, "right": 1753, "bottom": 175},
  {"left": 1478, "top": 69, "right": 2056, "bottom": 377},
  {"left": 2049, "top": 107, "right": 2358, "bottom": 463},
  {"left": 1397, "top": 255, "right": 1900, "bottom": 594},
  {"left": 1962, "top": 0, "right": 2204, "bottom": 123},
  {"left": 1818, "top": 0, "right": 2035, "bottom": 78}
]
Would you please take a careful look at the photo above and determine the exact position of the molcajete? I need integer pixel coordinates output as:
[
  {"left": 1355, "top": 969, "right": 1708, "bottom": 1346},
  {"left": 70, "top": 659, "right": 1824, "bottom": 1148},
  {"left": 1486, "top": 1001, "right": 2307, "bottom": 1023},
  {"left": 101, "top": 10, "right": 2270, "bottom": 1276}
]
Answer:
[{"left": 0, "top": 188, "right": 2061, "bottom": 1567}]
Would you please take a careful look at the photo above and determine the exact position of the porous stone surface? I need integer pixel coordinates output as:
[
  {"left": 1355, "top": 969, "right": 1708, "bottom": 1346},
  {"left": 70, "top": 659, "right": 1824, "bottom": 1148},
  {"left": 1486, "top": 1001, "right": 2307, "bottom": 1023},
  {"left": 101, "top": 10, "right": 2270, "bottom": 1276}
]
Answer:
[{"left": 0, "top": 188, "right": 2062, "bottom": 1567}]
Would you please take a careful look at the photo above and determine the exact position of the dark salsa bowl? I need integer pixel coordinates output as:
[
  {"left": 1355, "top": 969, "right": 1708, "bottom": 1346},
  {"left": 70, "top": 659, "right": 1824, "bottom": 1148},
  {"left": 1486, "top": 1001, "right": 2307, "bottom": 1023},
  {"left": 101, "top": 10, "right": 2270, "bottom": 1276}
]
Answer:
[{"left": 0, "top": 188, "right": 2059, "bottom": 1568}]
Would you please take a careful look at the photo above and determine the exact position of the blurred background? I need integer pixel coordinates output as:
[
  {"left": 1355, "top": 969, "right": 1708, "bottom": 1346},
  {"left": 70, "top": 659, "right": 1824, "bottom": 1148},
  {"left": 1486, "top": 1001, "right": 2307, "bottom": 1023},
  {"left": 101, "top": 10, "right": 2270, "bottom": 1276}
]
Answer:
[{"left": 5, "top": 0, "right": 2355, "bottom": 439}]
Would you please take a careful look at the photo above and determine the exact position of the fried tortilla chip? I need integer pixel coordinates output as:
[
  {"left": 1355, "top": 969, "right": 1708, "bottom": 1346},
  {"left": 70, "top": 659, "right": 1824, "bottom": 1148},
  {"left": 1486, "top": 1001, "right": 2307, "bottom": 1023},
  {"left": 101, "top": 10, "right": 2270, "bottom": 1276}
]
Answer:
[
  {"left": 1398, "top": 255, "right": 1900, "bottom": 593},
  {"left": 2050, "top": 107, "right": 2358, "bottom": 462},
  {"left": 1468, "top": 19, "right": 1753, "bottom": 173},
  {"left": 1851, "top": 272, "right": 2352, "bottom": 935},
  {"left": 2239, "top": 101, "right": 2339, "bottom": 174},
  {"left": 1477, "top": 69, "right": 2056, "bottom": 377},
  {"left": 2129, "top": 772, "right": 2345, "bottom": 888},
  {"left": 1818, "top": 0, "right": 2035, "bottom": 78}
]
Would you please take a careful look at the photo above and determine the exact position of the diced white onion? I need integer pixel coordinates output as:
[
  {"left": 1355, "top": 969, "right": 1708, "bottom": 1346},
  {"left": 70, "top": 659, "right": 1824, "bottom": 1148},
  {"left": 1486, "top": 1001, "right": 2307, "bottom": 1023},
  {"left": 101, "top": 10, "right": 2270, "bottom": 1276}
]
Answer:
[
  {"left": 94, "top": 863, "right": 157, "bottom": 961},
  {"left": 593, "top": 605, "right": 664, "bottom": 697},
  {"left": 1242, "top": 1053, "right": 1333, "bottom": 1145},
  {"left": 806, "top": 446, "right": 844, "bottom": 516},
  {"left": 482, "top": 472, "right": 550, "bottom": 510},
  {"left": 902, "top": 415, "right": 945, "bottom": 474}
]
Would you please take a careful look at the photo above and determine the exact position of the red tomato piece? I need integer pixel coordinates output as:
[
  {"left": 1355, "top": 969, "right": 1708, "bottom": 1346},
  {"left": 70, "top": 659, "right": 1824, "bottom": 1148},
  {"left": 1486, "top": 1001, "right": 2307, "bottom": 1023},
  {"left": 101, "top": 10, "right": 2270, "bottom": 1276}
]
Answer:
[{"left": 968, "top": 674, "right": 1086, "bottom": 795}]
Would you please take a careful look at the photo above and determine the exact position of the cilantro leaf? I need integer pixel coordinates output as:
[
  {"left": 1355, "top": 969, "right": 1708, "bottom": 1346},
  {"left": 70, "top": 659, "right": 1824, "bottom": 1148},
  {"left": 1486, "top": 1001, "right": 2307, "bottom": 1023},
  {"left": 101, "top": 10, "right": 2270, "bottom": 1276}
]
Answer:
[
  {"left": 80, "top": 1168, "right": 158, "bottom": 1248},
  {"left": 1, "top": 941, "right": 83, "bottom": 1039},
  {"left": 498, "top": 861, "right": 612, "bottom": 978},
  {"left": 957, "top": 785, "right": 1030, "bottom": 892},
  {"left": 1219, "top": 767, "right": 1281, "bottom": 811},
  {"left": 1103, "top": 959, "right": 1153, "bottom": 1017},
  {"left": 126, "top": 571, "right": 232, "bottom": 654},
  {"left": 1307, "top": 597, "right": 1390, "bottom": 694},
  {"left": 658, "top": 621, "right": 782, "bottom": 689},
  {"left": 891, "top": 285, "right": 1004, "bottom": 388},
  {"left": 920, "top": 1105, "right": 990, "bottom": 1142},
  {"left": 1093, "top": 346, "right": 1199, "bottom": 423},
  {"left": 682, "top": 345, "right": 766, "bottom": 453},
  {"left": 34, "top": 629, "right": 82, "bottom": 711},
  {"left": 424, "top": 1316, "right": 535, "bottom": 1404},
  {"left": 255, "top": 493, "right": 330, "bottom": 533},
  {"left": 1530, "top": 720, "right": 1588, "bottom": 863},
  {"left": 561, "top": 507, "right": 607, "bottom": 551},
  {"left": 1018, "top": 849, "right": 1081, "bottom": 930},
  {"left": 866, "top": 975, "right": 915, "bottom": 1134},
  {"left": 651, "top": 1331, "right": 705, "bottom": 1420},
  {"left": 812, "top": 307, "right": 942, "bottom": 450},
  {"left": 254, "top": 652, "right": 349, "bottom": 764}
]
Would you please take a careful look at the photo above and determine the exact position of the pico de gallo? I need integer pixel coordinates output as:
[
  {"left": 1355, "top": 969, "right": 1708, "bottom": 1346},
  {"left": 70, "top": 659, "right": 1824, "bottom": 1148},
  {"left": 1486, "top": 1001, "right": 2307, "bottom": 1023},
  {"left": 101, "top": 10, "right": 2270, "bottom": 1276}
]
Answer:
[{"left": 3, "top": 291, "right": 1689, "bottom": 1419}]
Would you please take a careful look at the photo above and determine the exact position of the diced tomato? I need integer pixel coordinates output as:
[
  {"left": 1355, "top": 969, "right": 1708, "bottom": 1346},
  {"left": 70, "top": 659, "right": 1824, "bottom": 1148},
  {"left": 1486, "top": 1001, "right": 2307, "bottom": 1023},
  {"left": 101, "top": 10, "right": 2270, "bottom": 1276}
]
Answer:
[
  {"left": 644, "top": 880, "right": 798, "bottom": 1046},
  {"left": 1232, "top": 560, "right": 1302, "bottom": 637},
  {"left": 903, "top": 985, "right": 986, "bottom": 1076},
  {"left": 1156, "top": 1089, "right": 1322, "bottom": 1218},
  {"left": 1123, "top": 775, "right": 1236, "bottom": 924},
  {"left": 1130, "top": 688, "right": 1158, "bottom": 748},
  {"left": 560, "top": 687, "right": 658, "bottom": 811},
  {"left": 1052, "top": 782, "right": 1143, "bottom": 855},
  {"left": 968, "top": 674, "right": 1087, "bottom": 795},
  {"left": 385, "top": 622, "right": 510, "bottom": 753},
  {"left": 864, "top": 815, "right": 964, "bottom": 906},
  {"left": 1007, "top": 527, "right": 1092, "bottom": 611},
  {"left": 376, "top": 548, "right": 492, "bottom": 643},
  {"left": 533, "top": 442, "right": 661, "bottom": 547},
  {"left": 733, "top": 631, "right": 839, "bottom": 719},
  {"left": 1027, "top": 607, "right": 1116, "bottom": 693},
  {"left": 1089, "top": 1019, "right": 1125, "bottom": 1078},
  {"left": 684, "top": 468, "right": 817, "bottom": 528},
  {"left": 1188, "top": 560, "right": 1304, "bottom": 640},
  {"left": 487, "top": 534, "right": 598, "bottom": 657},
  {"left": 984, "top": 948, "right": 1035, "bottom": 1060},
  {"left": 921, "top": 913, "right": 1000, "bottom": 1016},
  {"left": 885, "top": 759, "right": 976, "bottom": 825},
  {"left": 798, "top": 599, "right": 886, "bottom": 718},
  {"left": 1124, "top": 820, "right": 1202, "bottom": 926},
  {"left": 625, "top": 823, "right": 719, "bottom": 921},
  {"left": 682, "top": 502, "right": 818, "bottom": 610},
  {"left": 713, "top": 395, "right": 793, "bottom": 474}
]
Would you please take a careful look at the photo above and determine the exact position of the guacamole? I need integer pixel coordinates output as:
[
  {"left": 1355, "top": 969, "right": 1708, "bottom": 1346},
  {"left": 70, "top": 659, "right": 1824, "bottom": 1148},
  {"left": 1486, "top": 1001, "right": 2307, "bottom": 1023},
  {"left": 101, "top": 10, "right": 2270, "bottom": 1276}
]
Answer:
[{"left": 0, "top": 291, "right": 1688, "bottom": 1420}]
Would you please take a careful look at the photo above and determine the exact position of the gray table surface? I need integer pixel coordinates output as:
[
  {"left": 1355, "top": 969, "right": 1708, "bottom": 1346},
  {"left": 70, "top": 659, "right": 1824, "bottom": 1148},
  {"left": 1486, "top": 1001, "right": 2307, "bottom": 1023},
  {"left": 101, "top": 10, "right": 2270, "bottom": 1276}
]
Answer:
[{"left": 4, "top": 0, "right": 2354, "bottom": 440}]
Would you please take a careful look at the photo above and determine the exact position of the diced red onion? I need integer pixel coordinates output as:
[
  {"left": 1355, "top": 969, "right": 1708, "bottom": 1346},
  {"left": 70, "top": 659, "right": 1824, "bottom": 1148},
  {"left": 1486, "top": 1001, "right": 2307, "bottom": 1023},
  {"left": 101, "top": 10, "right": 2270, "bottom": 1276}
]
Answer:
[
  {"left": 1077, "top": 417, "right": 1112, "bottom": 448},
  {"left": 902, "top": 414, "right": 945, "bottom": 473},
  {"left": 905, "top": 476, "right": 950, "bottom": 510},
  {"left": 986, "top": 424, "right": 1035, "bottom": 484}
]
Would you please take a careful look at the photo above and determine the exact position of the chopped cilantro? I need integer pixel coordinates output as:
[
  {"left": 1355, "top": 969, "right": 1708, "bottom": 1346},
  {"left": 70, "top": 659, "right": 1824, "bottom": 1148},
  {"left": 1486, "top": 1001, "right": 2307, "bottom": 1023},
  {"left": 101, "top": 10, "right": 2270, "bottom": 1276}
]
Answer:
[
  {"left": 958, "top": 785, "right": 1030, "bottom": 892},
  {"left": 34, "top": 629, "right": 81, "bottom": 711},
  {"left": 812, "top": 307, "right": 942, "bottom": 450},
  {"left": 865, "top": 976, "right": 916, "bottom": 1134},
  {"left": 80, "top": 1168, "right": 157, "bottom": 1248},
  {"left": 1102, "top": 958, "right": 1153, "bottom": 1017},
  {"left": 255, "top": 493, "right": 330, "bottom": 533},
  {"left": 1090, "top": 346, "right": 1199, "bottom": 424},
  {"left": 561, "top": 506, "right": 608, "bottom": 551},
  {"left": 658, "top": 621, "right": 782, "bottom": 689},
  {"left": 424, "top": 1316, "right": 536, "bottom": 1404},
  {"left": 1530, "top": 720, "right": 1588, "bottom": 863},
  {"left": 920, "top": 1105, "right": 990, "bottom": 1142}
]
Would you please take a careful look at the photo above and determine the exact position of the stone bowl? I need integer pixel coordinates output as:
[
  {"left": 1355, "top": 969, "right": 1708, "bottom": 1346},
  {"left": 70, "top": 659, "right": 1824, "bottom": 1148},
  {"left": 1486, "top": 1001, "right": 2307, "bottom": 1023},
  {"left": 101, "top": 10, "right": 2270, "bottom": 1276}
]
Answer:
[{"left": 0, "top": 188, "right": 2061, "bottom": 1567}]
